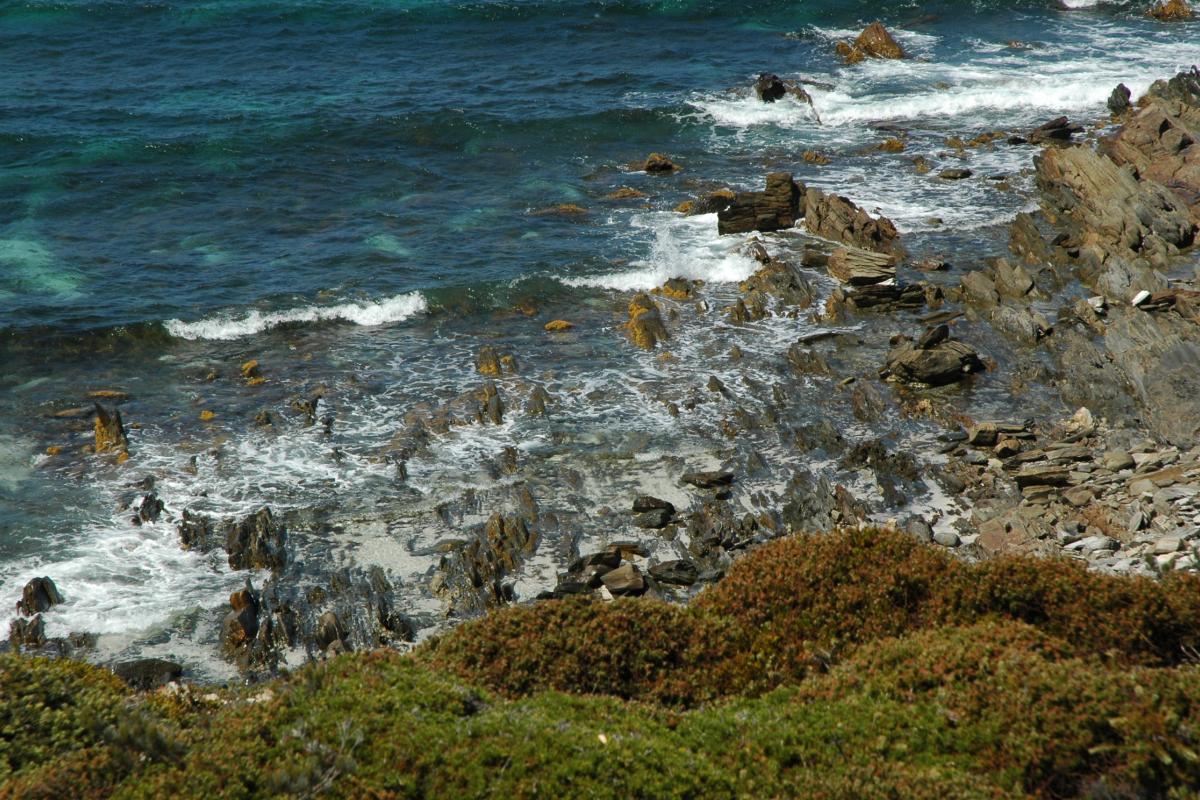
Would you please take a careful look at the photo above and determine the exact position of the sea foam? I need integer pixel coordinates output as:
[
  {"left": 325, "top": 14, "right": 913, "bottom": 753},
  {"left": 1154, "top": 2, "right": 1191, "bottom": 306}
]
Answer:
[{"left": 165, "top": 291, "right": 427, "bottom": 340}]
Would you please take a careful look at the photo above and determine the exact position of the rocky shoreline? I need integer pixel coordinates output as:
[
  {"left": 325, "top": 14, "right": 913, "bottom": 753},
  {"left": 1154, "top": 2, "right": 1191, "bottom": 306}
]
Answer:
[{"left": 7, "top": 58, "right": 1200, "bottom": 689}]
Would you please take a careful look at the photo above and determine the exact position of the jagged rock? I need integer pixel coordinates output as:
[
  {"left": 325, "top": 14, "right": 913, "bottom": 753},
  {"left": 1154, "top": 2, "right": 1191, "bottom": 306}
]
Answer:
[
  {"left": 9, "top": 614, "right": 45, "bottom": 649},
  {"left": 682, "top": 470, "right": 734, "bottom": 488},
  {"left": 600, "top": 563, "right": 646, "bottom": 596},
  {"left": 111, "top": 659, "right": 183, "bottom": 690},
  {"left": 738, "top": 260, "right": 816, "bottom": 309},
  {"left": 883, "top": 336, "right": 984, "bottom": 386},
  {"left": 527, "top": 385, "right": 550, "bottom": 416},
  {"left": 1103, "top": 310, "right": 1200, "bottom": 446},
  {"left": 1108, "top": 83, "right": 1132, "bottom": 115},
  {"left": 1029, "top": 116, "right": 1083, "bottom": 144},
  {"left": 804, "top": 188, "right": 901, "bottom": 254},
  {"left": 649, "top": 560, "right": 698, "bottom": 586},
  {"left": 917, "top": 324, "right": 949, "bottom": 350},
  {"left": 1148, "top": 0, "right": 1194, "bottom": 20},
  {"left": 226, "top": 507, "right": 287, "bottom": 572},
  {"left": 826, "top": 247, "right": 895, "bottom": 285},
  {"left": 642, "top": 153, "right": 680, "bottom": 174},
  {"left": 834, "top": 283, "right": 926, "bottom": 313},
  {"left": 133, "top": 492, "right": 164, "bottom": 525},
  {"left": 1035, "top": 144, "right": 1194, "bottom": 266},
  {"left": 476, "top": 346, "right": 502, "bottom": 377},
  {"left": 16, "top": 577, "right": 63, "bottom": 617},
  {"left": 755, "top": 73, "right": 787, "bottom": 102},
  {"left": 1009, "top": 212, "right": 1057, "bottom": 265},
  {"left": 676, "top": 188, "right": 735, "bottom": 216},
  {"left": 1105, "top": 75, "right": 1200, "bottom": 207},
  {"left": 437, "top": 512, "right": 539, "bottom": 614},
  {"left": 178, "top": 509, "right": 217, "bottom": 552},
  {"left": 93, "top": 404, "right": 128, "bottom": 455},
  {"left": 836, "top": 21, "right": 904, "bottom": 63},
  {"left": 716, "top": 172, "right": 804, "bottom": 235},
  {"left": 634, "top": 508, "right": 673, "bottom": 529},
  {"left": 480, "top": 381, "right": 504, "bottom": 424},
  {"left": 627, "top": 293, "right": 669, "bottom": 349}
]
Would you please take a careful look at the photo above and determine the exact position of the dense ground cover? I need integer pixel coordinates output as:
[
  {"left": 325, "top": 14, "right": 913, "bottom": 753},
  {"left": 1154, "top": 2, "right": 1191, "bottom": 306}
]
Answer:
[{"left": 4, "top": 528, "right": 1200, "bottom": 798}]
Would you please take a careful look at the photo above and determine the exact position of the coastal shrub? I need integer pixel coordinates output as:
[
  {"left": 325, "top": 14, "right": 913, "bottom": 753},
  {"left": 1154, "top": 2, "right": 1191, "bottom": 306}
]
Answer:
[
  {"left": 424, "top": 596, "right": 733, "bottom": 706},
  {"left": 0, "top": 654, "right": 129, "bottom": 784}
]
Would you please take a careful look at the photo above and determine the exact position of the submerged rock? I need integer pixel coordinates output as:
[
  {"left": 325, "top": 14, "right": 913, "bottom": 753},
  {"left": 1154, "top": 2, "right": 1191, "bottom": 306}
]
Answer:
[
  {"left": 641, "top": 153, "right": 680, "bottom": 174},
  {"left": 1148, "top": 0, "right": 1194, "bottom": 19},
  {"left": 93, "top": 403, "right": 128, "bottom": 455}
]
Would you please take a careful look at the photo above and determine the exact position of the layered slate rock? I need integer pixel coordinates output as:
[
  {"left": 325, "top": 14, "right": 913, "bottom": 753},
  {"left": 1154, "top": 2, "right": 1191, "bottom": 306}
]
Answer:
[
  {"left": 804, "top": 188, "right": 902, "bottom": 254},
  {"left": 826, "top": 247, "right": 895, "bottom": 285},
  {"left": 716, "top": 172, "right": 804, "bottom": 235}
]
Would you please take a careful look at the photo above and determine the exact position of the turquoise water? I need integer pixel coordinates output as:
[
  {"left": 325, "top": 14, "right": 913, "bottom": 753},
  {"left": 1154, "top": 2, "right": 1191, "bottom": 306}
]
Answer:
[{"left": 1, "top": 0, "right": 1197, "bottom": 675}]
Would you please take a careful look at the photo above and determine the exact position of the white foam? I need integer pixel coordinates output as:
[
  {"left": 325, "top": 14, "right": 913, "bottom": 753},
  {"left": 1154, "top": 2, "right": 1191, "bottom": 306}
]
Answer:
[
  {"left": 562, "top": 212, "right": 760, "bottom": 291},
  {"left": 165, "top": 291, "right": 427, "bottom": 340}
]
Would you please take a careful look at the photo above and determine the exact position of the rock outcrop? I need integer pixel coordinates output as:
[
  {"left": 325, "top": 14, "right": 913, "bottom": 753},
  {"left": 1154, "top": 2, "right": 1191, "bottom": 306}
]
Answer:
[
  {"left": 803, "top": 188, "right": 902, "bottom": 254},
  {"left": 93, "top": 403, "right": 128, "bottom": 455},
  {"left": 627, "top": 293, "right": 669, "bottom": 349},
  {"left": 716, "top": 173, "right": 804, "bottom": 235},
  {"left": 882, "top": 332, "right": 984, "bottom": 386},
  {"left": 226, "top": 507, "right": 287, "bottom": 572},
  {"left": 836, "top": 22, "right": 904, "bottom": 64},
  {"left": 16, "top": 576, "right": 63, "bottom": 616}
]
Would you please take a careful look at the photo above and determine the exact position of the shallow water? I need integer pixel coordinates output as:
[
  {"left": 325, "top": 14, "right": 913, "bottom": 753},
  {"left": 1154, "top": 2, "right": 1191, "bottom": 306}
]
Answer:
[{"left": 1, "top": 0, "right": 1198, "bottom": 678}]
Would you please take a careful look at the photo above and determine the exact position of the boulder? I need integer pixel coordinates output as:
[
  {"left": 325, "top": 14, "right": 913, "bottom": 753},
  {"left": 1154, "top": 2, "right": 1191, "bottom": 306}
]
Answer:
[
  {"left": 649, "top": 559, "right": 699, "bottom": 586},
  {"left": 9, "top": 614, "right": 45, "bottom": 649},
  {"left": 642, "top": 153, "right": 680, "bottom": 174},
  {"left": 16, "top": 577, "right": 63, "bottom": 617},
  {"left": 111, "top": 659, "right": 183, "bottom": 690},
  {"left": 1108, "top": 83, "right": 1132, "bottom": 115},
  {"left": 804, "top": 188, "right": 902, "bottom": 254},
  {"left": 600, "top": 563, "right": 646, "bottom": 596},
  {"left": 938, "top": 168, "right": 973, "bottom": 180},
  {"left": 1148, "top": 0, "right": 1194, "bottom": 19},
  {"left": 883, "top": 337, "right": 984, "bottom": 386},
  {"left": 837, "top": 21, "right": 905, "bottom": 63},
  {"left": 633, "top": 495, "right": 675, "bottom": 514},
  {"left": 716, "top": 172, "right": 804, "bottom": 235},
  {"left": 755, "top": 72, "right": 787, "bottom": 102},
  {"left": 826, "top": 247, "right": 895, "bottom": 285},
  {"left": 1028, "top": 116, "right": 1083, "bottom": 144},
  {"left": 226, "top": 507, "right": 287, "bottom": 572},
  {"left": 627, "top": 293, "right": 670, "bottom": 349},
  {"left": 634, "top": 508, "right": 673, "bottom": 529},
  {"left": 93, "top": 403, "right": 128, "bottom": 455}
]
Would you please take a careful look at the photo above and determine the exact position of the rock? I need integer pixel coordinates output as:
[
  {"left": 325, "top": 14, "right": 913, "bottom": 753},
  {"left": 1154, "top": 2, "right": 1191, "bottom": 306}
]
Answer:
[
  {"left": 879, "top": 137, "right": 906, "bottom": 152},
  {"left": 1129, "top": 477, "right": 1158, "bottom": 495},
  {"left": 1013, "top": 465, "right": 1071, "bottom": 488},
  {"left": 16, "top": 577, "right": 63, "bottom": 617},
  {"left": 633, "top": 496, "right": 675, "bottom": 515},
  {"left": 826, "top": 247, "right": 895, "bottom": 285},
  {"left": 570, "top": 551, "right": 622, "bottom": 573},
  {"left": 527, "top": 385, "right": 550, "bottom": 416},
  {"left": 754, "top": 73, "right": 787, "bottom": 102},
  {"left": 967, "top": 423, "right": 1000, "bottom": 447},
  {"left": 1108, "top": 83, "right": 1132, "bottom": 115},
  {"left": 917, "top": 324, "right": 949, "bottom": 350},
  {"left": 634, "top": 508, "right": 673, "bottom": 529},
  {"left": 9, "top": 614, "right": 46, "bottom": 649},
  {"left": 994, "top": 438, "right": 1022, "bottom": 458},
  {"left": 606, "top": 187, "right": 647, "bottom": 200},
  {"left": 600, "top": 563, "right": 646, "bottom": 596},
  {"left": 1155, "top": 536, "right": 1184, "bottom": 554},
  {"left": 882, "top": 337, "right": 984, "bottom": 386},
  {"left": 906, "top": 517, "right": 933, "bottom": 542},
  {"left": 642, "top": 153, "right": 680, "bottom": 174},
  {"left": 738, "top": 260, "right": 816, "bottom": 310},
  {"left": 1148, "top": 0, "right": 1194, "bottom": 19},
  {"left": 1103, "top": 450, "right": 1135, "bottom": 471},
  {"left": 111, "top": 659, "right": 183, "bottom": 690},
  {"left": 1029, "top": 116, "right": 1083, "bottom": 144},
  {"left": 961, "top": 271, "right": 1000, "bottom": 307},
  {"left": 837, "top": 21, "right": 905, "bottom": 63},
  {"left": 1064, "top": 486, "right": 1095, "bottom": 507},
  {"left": 682, "top": 470, "right": 735, "bottom": 489},
  {"left": 530, "top": 204, "right": 587, "bottom": 217},
  {"left": 716, "top": 172, "right": 804, "bottom": 235},
  {"left": 226, "top": 507, "right": 287, "bottom": 572},
  {"left": 649, "top": 560, "right": 699, "bottom": 586},
  {"left": 476, "top": 346, "right": 503, "bottom": 376},
  {"left": 544, "top": 319, "right": 575, "bottom": 332},
  {"left": 1071, "top": 534, "right": 1119, "bottom": 555},
  {"left": 179, "top": 509, "right": 217, "bottom": 552},
  {"left": 676, "top": 189, "right": 735, "bottom": 216},
  {"left": 938, "top": 168, "right": 973, "bottom": 180},
  {"left": 1035, "top": 144, "right": 1194, "bottom": 267},
  {"left": 315, "top": 611, "right": 348, "bottom": 651},
  {"left": 93, "top": 404, "right": 128, "bottom": 455},
  {"left": 804, "top": 188, "right": 902, "bottom": 254},
  {"left": 481, "top": 381, "right": 504, "bottom": 424},
  {"left": 627, "top": 293, "right": 669, "bottom": 349},
  {"left": 933, "top": 530, "right": 960, "bottom": 548}
]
